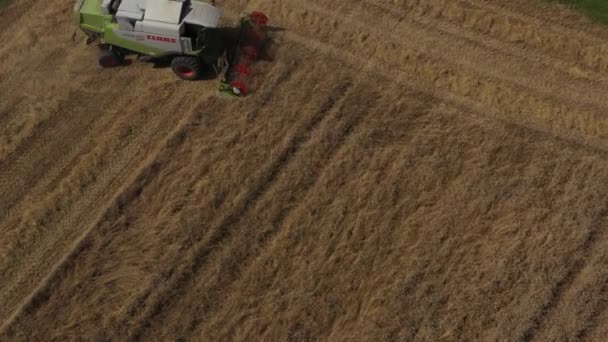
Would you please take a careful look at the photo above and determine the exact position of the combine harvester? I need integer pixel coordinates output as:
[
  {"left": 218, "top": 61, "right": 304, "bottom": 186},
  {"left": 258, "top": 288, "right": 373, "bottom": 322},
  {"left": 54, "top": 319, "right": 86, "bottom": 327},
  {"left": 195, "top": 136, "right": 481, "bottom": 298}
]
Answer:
[{"left": 73, "top": 0, "right": 270, "bottom": 96}]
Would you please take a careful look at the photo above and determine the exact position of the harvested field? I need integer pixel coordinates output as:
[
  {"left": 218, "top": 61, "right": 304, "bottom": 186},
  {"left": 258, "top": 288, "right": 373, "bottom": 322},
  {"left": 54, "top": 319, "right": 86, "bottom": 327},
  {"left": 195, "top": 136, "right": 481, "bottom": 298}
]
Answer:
[{"left": 2, "top": 0, "right": 608, "bottom": 340}]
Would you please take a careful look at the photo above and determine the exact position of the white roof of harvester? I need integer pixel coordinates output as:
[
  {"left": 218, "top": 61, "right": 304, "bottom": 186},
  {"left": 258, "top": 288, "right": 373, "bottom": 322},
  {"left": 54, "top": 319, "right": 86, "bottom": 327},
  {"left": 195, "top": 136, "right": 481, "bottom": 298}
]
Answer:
[
  {"left": 114, "top": 0, "right": 221, "bottom": 28},
  {"left": 184, "top": 2, "right": 221, "bottom": 28},
  {"left": 145, "top": 0, "right": 183, "bottom": 24},
  {"left": 116, "top": 0, "right": 146, "bottom": 20}
]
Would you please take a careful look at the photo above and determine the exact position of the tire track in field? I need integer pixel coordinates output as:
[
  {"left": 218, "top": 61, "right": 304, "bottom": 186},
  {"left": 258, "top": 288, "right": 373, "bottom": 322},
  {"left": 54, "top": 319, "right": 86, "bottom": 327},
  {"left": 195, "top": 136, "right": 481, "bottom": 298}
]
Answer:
[
  {"left": 0, "top": 63, "right": 111, "bottom": 165},
  {"left": 0, "top": 73, "right": 144, "bottom": 263},
  {"left": 123, "top": 80, "right": 354, "bottom": 339},
  {"left": 102, "top": 64, "right": 310, "bottom": 328},
  {"left": 240, "top": 62, "right": 298, "bottom": 122},
  {"left": 577, "top": 276, "right": 608, "bottom": 340},
  {"left": 87, "top": 62, "right": 297, "bottom": 248},
  {"left": 14, "top": 100, "right": 220, "bottom": 338},
  {"left": 372, "top": 0, "right": 608, "bottom": 73},
  {"left": 188, "top": 95, "right": 514, "bottom": 340},
  {"left": 197, "top": 87, "right": 432, "bottom": 340},
  {"left": 0, "top": 90, "right": 218, "bottom": 337},
  {"left": 0, "top": 0, "right": 34, "bottom": 31},
  {"left": 0, "top": 72, "right": 139, "bottom": 217},
  {"left": 0, "top": 63, "right": 220, "bottom": 328},
  {"left": 0, "top": 78, "right": 178, "bottom": 271},
  {"left": 528, "top": 213, "right": 608, "bottom": 340},
  {"left": 71, "top": 63, "right": 310, "bottom": 336},
  {"left": 443, "top": 0, "right": 606, "bottom": 40},
  {"left": 304, "top": 0, "right": 608, "bottom": 110},
  {"left": 0, "top": 54, "right": 146, "bottom": 224},
  {"left": 279, "top": 17, "right": 608, "bottom": 162},
  {"left": 281, "top": 29, "right": 608, "bottom": 165},
  {"left": 360, "top": 0, "right": 608, "bottom": 84},
  {"left": 466, "top": 0, "right": 608, "bottom": 38},
  {"left": 0, "top": 97, "right": 22, "bottom": 126},
  {"left": 0, "top": 90, "right": 106, "bottom": 221},
  {"left": 262, "top": 0, "right": 608, "bottom": 151},
  {"left": 0, "top": 89, "right": 202, "bottom": 329},
  {"left": 0, "top": 71, "right": 167, "bottom": 326},
  {"left": 140, "top": 81, "right": 382, "bottom": 340},
  {"left": 18, "top": 61, "right": 312, "bottom": 339},
  {"left": 0, "top": 0, "right": 87, "bottom": 155},
  {"left": 520, "top": 207, "right": 608, "bottom": 341},
  {"left": 561, "top": 272, "right": 608, "bottom": 340},
  {"left": 148, "top": 62, "right": 298, "bottom": 220}
]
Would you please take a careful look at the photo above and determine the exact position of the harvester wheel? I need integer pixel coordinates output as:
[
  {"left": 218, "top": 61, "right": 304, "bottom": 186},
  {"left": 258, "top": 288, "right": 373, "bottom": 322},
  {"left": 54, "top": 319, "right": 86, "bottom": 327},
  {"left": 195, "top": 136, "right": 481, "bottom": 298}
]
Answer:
[
  {"left": 171, "top": 56, "right": 202, "bottom": 81},
  {"left": 97, "top": 47, "right": 123, "bottom": 68}
]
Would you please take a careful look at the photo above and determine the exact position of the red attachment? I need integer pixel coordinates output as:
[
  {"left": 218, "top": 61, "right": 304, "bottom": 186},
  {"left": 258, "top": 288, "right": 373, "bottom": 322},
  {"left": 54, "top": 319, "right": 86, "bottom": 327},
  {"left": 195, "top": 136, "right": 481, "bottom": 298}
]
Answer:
[
  {"left": 175, "top": 66, "right": 194, "bottom": 78},
  {"left": 225, "top": 11, "right": 269, "bottom": 96},
  {"left": 241, "top": 46, "right": 258, "bottom": 60},
  {"left": 241, "top": 45, "right": 258, "bottom": 60},
  {"left": 230, "top": 81, "right": 249, "bottom": 95},
  {"left": 250, "top": 12, "right": 269, "bottom": 26},
  {"left": 234, "top": 64, "right": 251, "bottom": 76},
  {"left": 244, "top": 29, "right": 263, "bottom": 44}
]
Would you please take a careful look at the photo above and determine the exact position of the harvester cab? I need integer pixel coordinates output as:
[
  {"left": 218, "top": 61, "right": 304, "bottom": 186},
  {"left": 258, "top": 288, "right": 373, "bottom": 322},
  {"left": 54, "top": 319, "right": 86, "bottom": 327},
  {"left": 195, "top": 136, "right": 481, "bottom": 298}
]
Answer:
[{"left": 73, "top": 0, "right": 270, "bottom": 96}]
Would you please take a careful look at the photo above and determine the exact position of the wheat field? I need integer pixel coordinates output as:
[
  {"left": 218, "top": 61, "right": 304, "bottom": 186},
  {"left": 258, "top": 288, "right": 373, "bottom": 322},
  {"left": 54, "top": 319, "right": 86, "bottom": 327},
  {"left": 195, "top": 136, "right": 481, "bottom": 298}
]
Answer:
[{"left": 2, "top": 0, "right": 608, "bottom": 340}]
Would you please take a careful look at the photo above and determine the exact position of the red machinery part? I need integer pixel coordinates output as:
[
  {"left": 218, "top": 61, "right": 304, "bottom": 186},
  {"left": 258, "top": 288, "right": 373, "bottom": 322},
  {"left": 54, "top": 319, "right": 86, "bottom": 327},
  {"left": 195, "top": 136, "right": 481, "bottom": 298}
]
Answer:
[
  {"left": 234, "top": 64, "right": 252, "bottom": 76},
  {"left": 250, "top": 11, "right": 269, "bottom": 26},
  {"left": 222, "top": 11, "right": 269, "bottom": 96},
  {"left": 240, "top": 45, "right": 258, "bottom": 60},
  {"left": 230, "top": 81, "right": 249, "bottom": 95}
]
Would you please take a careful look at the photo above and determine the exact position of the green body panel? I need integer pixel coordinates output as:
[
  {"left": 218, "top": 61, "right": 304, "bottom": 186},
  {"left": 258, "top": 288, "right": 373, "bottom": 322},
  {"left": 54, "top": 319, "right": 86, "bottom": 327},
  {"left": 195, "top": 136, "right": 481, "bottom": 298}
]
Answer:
[{"left": 75, "top": 0, "right": 108, "bottom": 32}]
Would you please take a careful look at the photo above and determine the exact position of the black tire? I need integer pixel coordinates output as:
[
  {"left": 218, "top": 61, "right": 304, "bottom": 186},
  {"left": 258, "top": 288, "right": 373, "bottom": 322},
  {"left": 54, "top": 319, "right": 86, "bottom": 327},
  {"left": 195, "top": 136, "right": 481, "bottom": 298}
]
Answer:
[
  {"left": 171, "top": 56, "right": 203, "bottom": 81},
  {"left": 97, "top": 46, "right": 123, "bottom": 68}
]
